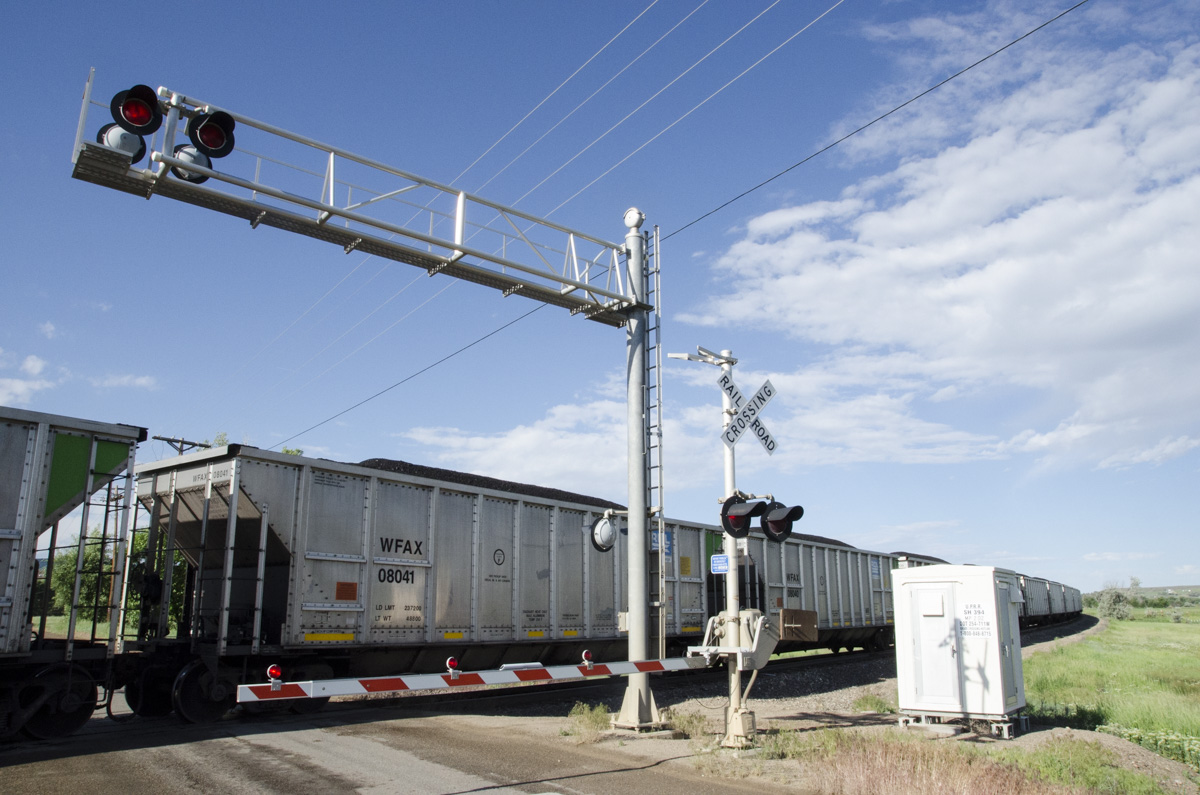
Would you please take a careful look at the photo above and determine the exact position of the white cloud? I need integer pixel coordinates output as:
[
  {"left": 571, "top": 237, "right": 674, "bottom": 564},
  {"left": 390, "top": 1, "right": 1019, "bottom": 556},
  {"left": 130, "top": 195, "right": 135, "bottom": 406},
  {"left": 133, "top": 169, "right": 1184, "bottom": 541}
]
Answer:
[
  {"left": 1176, "top": 564, "right": 1198, "bottom": 577},
  {"left": 1098, "top": 436, "right": 1200, "bottom": 469},
  {"left": 403, "top": 399, "right": 627, "bottom": 499},
  {"left": 38, "top": 322, "right": 56, "bottom": 339},
  {"left": 20, "top": 355, "right": 46, "bottom": 377},
  {"left": 1084, "top": 552, "right": 1159, "bottom": 562},
  {"left": 89, "top": 374, "right": 158, "bottom": 390},
  {"left": 679, "top": 33, "right": 1200, "bottom": 471},
  {"left": 0, "top": 378, "right": 53, "bottom": 405}
]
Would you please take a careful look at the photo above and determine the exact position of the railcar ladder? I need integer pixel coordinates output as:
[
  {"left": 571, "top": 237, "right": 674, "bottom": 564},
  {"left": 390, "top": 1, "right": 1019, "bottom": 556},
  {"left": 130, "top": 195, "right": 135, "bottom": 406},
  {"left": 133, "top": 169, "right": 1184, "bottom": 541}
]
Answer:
[{"left": 644, "top": 227, "right": 667, "bottom": 658}]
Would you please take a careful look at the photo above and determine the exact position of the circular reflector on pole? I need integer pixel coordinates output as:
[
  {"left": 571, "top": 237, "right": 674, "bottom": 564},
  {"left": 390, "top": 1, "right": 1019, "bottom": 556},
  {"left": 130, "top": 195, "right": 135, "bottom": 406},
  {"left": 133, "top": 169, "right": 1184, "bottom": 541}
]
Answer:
[
  {"left": 590, "top": 517, "right": 616, "bottom": 552},
  {"left": 170, "top": 144, "right": 212, "bottom": 184},
  {"left": 97, "top": 123, "right": 146, "bottom": 164}
]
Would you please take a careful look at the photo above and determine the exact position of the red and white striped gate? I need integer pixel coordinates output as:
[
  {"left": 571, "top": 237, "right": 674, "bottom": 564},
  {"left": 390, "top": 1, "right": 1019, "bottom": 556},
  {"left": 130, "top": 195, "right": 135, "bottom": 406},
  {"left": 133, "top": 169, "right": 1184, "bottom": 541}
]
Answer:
[{"left": 237, "top": 655, "right": 709, "bottom": 704}]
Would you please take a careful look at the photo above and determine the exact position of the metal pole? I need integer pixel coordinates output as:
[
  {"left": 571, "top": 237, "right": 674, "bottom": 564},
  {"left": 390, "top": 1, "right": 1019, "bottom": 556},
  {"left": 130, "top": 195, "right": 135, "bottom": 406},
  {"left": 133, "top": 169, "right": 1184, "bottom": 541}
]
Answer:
[
  {"left": 614, "top": 208, "right": 661, "bottom": 729},
  {"left": 719, "top": 352, "right": 751, "bottom": 747}
]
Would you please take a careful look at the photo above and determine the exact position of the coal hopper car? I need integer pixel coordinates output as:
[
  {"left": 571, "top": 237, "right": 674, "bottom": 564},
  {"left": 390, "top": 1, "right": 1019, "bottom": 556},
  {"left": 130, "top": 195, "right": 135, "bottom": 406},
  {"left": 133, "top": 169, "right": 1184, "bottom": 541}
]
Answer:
[
  {"left": 125, "top": 444, "right": 913, "bottom": 722},
  {"left": 122, "top": 444, "right": 644, "bottom": 721},
  {"left": 0, "top": 406, "right": 146, "bottom": 739}
]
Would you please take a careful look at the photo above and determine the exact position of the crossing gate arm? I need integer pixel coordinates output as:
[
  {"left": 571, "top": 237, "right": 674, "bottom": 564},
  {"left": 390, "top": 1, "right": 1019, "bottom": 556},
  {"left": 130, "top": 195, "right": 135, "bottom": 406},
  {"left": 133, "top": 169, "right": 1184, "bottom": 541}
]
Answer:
[{"left": 237, "top": 656, "right": 710, "bottom": 703}]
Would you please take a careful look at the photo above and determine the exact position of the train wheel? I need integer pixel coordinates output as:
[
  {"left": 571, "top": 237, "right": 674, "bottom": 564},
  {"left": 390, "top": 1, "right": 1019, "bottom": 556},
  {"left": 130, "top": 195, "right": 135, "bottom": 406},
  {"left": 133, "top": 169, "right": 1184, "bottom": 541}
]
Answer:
[
  {"left": 21, "top": 665, "right": 98, "bottom": 740},
  {"left": 124, "top": 669, "right": 175, "bottom": 717},
  {"left": 172, "top": 660, "right": 236, "bottom": 724},
  {"left": 289, "top": 662, "right": 333, "bottom": 714}
]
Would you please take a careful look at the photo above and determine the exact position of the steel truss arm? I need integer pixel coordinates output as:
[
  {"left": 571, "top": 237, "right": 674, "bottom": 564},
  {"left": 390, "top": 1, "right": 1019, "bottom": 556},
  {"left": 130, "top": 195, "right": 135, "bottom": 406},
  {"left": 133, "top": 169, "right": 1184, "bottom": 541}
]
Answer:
[{"left": 71, "top": 74, "right": 645, "bottom": 327}]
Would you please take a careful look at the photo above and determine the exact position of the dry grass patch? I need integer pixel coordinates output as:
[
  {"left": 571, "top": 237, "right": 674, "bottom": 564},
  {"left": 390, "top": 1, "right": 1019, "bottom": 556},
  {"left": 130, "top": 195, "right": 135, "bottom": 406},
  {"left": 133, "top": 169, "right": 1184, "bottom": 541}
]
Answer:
[
  {"left": 713, "top": 728, "right": 1175, "bottom": 794},
  {"left": 562, "top": 701, "right": 610, "bottom": 743}
]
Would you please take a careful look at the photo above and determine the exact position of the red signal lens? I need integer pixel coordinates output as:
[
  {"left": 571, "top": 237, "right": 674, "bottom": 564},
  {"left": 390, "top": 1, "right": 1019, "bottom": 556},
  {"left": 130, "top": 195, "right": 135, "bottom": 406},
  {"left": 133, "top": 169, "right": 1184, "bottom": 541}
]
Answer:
[
  {"left": 121, "top": 98, "right": 154, "bottom": 128},
  {"left": 195, "top": 121, "right": 226, "bottom": 150},
  {"left": 445, "top": 657, "right": 459, "bottom": 670},
  {"left": 266, "top": 664, "right": 283, "bottom": 680},
  {"left": 582, "top": 649, "right": 593, "bottom": 662}
]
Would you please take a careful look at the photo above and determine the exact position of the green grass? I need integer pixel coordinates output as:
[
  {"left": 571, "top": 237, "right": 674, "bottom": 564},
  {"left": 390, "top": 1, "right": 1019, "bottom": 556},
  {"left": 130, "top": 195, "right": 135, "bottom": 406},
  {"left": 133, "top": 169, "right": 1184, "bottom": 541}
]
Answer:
[
  {"left": 36, "top": 614, "right": 114, "bottom": 641},
  {"left": 1024, "top": 618, "right": 1200, "bottom": 736},
  {"left": 1024, "top": 612, "right": 1200, "bottom": 771},
  {"left": 852, "top": 693, "right": 896, "bottom": 714},
  {"left": 992, "top": 734, "right": 1170, "bottom": 794},
  {"left": 1139, "top": 605, "right": 1200, "bottom": 623}
]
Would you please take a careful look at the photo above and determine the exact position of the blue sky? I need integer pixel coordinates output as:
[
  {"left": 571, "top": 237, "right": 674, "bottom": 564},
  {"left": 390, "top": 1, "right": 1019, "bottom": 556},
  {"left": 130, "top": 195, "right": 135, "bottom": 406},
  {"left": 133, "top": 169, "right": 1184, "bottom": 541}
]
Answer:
[{"left": 2, "top": 1, "right": 1196, "bottom": 592}]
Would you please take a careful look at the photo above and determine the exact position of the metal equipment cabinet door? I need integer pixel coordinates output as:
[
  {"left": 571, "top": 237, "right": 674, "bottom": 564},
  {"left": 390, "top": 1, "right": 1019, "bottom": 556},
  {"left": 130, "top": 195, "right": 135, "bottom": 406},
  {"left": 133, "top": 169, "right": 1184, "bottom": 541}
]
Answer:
[
  {"left": 996, "top": 580, "right": 1023, "bottom": 709},
  {"left": 910, "top": 584, "right": 961, "bottom": 709}
]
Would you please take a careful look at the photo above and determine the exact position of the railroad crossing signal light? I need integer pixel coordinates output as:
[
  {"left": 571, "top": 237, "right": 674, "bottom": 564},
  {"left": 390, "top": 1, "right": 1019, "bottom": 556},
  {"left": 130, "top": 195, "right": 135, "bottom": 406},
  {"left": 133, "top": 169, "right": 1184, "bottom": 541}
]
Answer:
[
  {"left": 720, "top": 496, "right": 766, "bottom": 539},
  {"left": 96, "top": 84, "right": 237, "bottom": 181},
  {"left": 721, "top": 496, "right": 803, "bottom": 542},
  {"left": 171, "top": 110, "right": 236, "bottom": 184},
  {"left": 98, "top": 84, "right": 163, "bottom": 165},
  {"left": 186, "top": 110, "right": 235, "bottom": 158},
  {"left": 761, "top": 501, "right": 804, "bottom": 543},
  {"left": 110, "top": 84, "right": 163, "bottom": 136}
]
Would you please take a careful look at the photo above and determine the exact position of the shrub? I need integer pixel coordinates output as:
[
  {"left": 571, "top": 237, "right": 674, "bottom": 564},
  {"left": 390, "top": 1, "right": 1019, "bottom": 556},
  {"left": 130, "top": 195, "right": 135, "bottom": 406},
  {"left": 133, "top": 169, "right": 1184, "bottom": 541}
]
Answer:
[
  {"left": 662, "top": 708, "right": 711, "bottom": 740},
  {"left": 1097, "top": 588, "right": 1131, "bottom": 620},
  {"left": 564, "top": 702, "right": 610, "bottom": 743},
  {"left": 1097, "top": 724, "right": 1200, "bottom": 771}
]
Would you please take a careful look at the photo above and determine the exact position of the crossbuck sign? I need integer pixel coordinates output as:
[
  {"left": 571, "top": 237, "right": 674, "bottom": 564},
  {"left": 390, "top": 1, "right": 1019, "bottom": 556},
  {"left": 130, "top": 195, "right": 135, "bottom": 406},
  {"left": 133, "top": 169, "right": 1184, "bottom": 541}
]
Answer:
[{"left": 717, "top": 373, "right": 778, "bottom": 454}]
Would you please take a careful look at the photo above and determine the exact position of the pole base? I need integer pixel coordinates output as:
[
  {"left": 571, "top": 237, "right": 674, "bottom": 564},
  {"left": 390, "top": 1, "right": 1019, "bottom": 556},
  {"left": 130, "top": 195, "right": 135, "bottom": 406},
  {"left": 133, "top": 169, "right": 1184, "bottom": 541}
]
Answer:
[
  {"left": 611, "top": 680, "right": 663, "bottom": 730},
  {"left": 721, "top": 707, "right": 757, "bottom": 748}
]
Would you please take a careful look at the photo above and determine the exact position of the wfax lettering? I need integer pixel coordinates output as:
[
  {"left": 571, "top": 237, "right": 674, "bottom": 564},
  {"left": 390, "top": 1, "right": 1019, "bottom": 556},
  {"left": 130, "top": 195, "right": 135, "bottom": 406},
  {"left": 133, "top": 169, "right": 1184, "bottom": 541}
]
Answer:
[{"left": 379, "top": 537, "right": 424, "bottom": 556}]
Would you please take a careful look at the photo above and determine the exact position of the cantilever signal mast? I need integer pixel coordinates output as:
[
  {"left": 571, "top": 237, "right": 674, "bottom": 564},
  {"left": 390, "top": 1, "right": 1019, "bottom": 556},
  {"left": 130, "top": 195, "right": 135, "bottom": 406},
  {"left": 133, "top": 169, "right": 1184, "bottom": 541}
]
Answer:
[{"left": 72, "top": 71, "right": 667, "bottom": 729}]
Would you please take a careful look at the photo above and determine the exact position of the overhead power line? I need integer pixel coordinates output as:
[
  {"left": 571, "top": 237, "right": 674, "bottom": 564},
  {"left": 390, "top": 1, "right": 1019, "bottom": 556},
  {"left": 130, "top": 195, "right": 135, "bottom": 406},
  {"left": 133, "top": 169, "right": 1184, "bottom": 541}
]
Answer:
[
  {"left": 272, "top": 0, "right": 1093, "bottom": 447},
  {"left": 664, "top": 0, "right": 1095, "bottom": 241},
  {"left": 472, "top": 0, "right": 712, "bottom": 197},
  {"left": 451, "top": 0, "right": 661, "bottom": 188},
  {"left": 514, "top": 0, "right": 789, "bottom": 210},
  {"left": 548, "top": 0, "right": 847, "bottom": 218},
  {"left": 271, "top": 304, "right": 547, "bottom": 450}
]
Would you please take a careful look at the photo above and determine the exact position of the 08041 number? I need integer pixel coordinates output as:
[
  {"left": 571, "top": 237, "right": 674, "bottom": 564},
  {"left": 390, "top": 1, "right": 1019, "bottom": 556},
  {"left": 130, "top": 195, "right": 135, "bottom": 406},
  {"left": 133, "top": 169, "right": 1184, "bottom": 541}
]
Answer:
[{"left": 377, "top": 568, "right": 416, "bottom": 584}]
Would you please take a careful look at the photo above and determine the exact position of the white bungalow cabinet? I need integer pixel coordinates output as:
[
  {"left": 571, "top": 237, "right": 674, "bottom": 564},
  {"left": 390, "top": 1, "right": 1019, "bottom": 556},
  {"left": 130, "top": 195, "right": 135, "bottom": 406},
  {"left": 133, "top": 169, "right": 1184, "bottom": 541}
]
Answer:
[{"left": 893, "top": 565, "right": 1027, "bottom": 738}]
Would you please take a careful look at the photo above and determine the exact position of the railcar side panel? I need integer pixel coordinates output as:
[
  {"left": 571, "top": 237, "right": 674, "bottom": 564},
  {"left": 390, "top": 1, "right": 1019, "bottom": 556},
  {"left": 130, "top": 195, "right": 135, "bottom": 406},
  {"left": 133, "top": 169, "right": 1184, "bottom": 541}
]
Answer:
[
  {"left": 1048, "top": 581, "right": 1066, "bottom": 615},
  {"left": 369, "top": 480, "right": 431, "bottom": 643},
  {"left": 477, "top": 496, "right": 514, "bottom": 640},
  {"left": 1022, "top": 576, "right": 1051, "bottom": 622},
  {"left": 433, "top": 489, "right": 475, "bottom": 638},
  {"left": 675, "top": 525, "right": 705, "bottom": 632}
]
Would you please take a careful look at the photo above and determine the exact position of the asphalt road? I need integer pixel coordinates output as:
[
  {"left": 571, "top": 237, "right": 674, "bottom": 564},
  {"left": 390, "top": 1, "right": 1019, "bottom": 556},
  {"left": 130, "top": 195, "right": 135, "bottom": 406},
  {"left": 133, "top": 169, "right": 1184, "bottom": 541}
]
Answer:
[{"left": 0, "top": 697, "right": 778, "bottom": 795}]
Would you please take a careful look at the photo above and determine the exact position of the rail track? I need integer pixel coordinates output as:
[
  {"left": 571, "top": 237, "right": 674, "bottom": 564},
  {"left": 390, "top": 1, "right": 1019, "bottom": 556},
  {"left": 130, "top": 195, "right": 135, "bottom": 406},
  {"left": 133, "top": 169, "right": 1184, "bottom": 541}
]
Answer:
[{"left": 2, "top": 617, "right": 1090, "bottom": 753}]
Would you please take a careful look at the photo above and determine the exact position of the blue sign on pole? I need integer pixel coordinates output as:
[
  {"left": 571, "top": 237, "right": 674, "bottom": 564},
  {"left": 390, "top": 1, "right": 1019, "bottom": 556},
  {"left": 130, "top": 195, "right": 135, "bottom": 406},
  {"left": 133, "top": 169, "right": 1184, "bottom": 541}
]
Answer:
[{"left": 710, "top": 554, "right": 730, "bottom": 574}]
